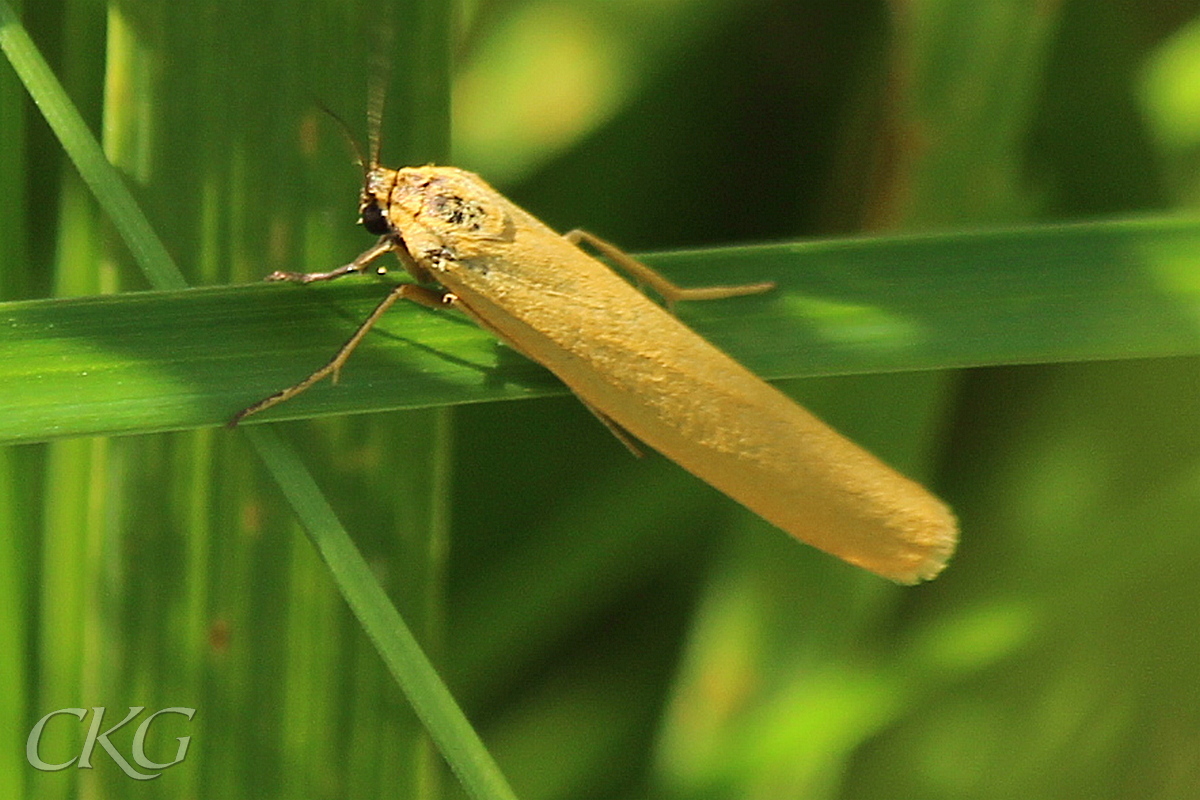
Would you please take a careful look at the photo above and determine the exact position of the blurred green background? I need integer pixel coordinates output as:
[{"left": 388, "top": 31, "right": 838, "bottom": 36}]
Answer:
[{"left": 3, "top": 0, "right": 1200, "bottom": 798}]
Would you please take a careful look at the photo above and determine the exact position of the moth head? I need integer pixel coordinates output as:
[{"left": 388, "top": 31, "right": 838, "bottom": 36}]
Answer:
[{"left": 359, "top": 168, "right": 397, "bottom": 235}]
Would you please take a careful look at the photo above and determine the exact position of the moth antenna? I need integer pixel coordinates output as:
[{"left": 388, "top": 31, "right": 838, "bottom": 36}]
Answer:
[
  {"left": 314, "top": 99, "right": 369, "bottom": 184},
  {"left": 366, "top": 24, "right": 393, "bottom": 171},
  {"left": 366, "top": 76, "right": 385, "bottom": 171}
]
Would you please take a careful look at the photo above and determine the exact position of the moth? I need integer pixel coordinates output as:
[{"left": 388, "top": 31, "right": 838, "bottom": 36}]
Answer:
[{"left": 232, "top": 107, "right": 957, "bottom": 584}]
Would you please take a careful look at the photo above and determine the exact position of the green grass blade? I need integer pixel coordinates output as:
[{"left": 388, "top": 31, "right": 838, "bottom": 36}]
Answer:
[
  {"left": 1, "top": 217, "right": 1199, "bottom": 445},
  {"left": 0, "top": 0, "right": 185, "bottom": 290},
  {"left": 247, "top": 425, "right": 517, "bottom": 800}
]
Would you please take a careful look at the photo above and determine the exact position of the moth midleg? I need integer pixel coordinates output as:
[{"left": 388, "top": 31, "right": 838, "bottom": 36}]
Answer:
[
  {"left": 563, "top": 229, "right": 775, "bottom": 308},
  {"left": 229, "top": 281, "right": 447, "bottom": 426}
]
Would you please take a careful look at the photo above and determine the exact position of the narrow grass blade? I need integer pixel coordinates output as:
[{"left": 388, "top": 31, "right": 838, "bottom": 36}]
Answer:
[
  {"left": 0, "top": 0, "right": 185, "bottom": 290},
  {"left": 247, "top": 425, "right": 517, "bottom": 800}
]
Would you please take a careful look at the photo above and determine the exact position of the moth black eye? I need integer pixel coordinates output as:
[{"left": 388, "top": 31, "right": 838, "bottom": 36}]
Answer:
[{"left": 361, "top": 202, "right": 390, "bottom": 235}]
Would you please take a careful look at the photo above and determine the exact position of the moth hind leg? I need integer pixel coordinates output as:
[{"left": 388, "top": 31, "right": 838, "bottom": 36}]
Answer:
[
  {"left": 578, "top": 398, "right": 644, "bottom": 458},
  {"left": 563, "top": 229, "right": 774, "bottom": 310}
]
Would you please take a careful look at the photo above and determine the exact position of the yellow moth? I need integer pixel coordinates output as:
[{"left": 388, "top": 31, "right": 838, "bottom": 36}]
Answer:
[{"left": 233, "top": 158, "right": 957, "bottom": 584}]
